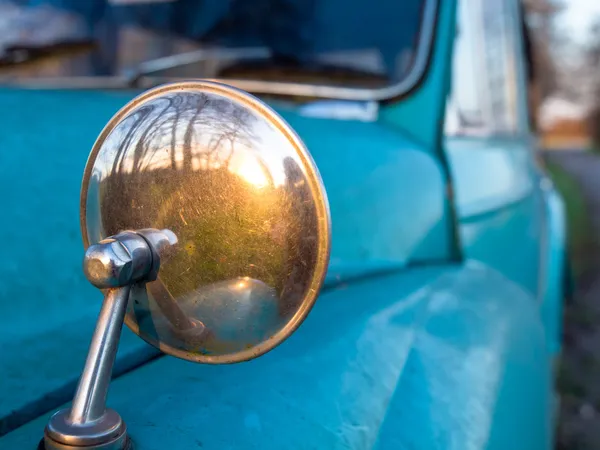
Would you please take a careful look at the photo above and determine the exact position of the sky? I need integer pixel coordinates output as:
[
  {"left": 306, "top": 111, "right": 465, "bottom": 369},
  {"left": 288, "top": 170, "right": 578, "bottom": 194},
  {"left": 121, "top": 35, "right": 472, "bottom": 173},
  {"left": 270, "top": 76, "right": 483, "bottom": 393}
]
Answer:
[
  {"left": 540, "top": 1, "right": 600, "bottom": 121},
  {"left": 561, "top": 0, "right": 600, "bottom": 44}
]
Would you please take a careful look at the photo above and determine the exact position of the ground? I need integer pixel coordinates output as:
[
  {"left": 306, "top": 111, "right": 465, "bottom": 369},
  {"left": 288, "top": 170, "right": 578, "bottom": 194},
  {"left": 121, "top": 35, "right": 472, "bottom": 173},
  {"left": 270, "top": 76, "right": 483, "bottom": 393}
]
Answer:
[{"left": 545, "top": 150, "right": 600, "bottom": 450}]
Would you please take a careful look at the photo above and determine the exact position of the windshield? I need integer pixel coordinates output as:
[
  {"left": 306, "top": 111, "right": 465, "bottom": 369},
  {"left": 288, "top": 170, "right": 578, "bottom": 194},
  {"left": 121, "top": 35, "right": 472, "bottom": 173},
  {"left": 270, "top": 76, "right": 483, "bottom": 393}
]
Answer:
[{"left": 0, "top": 0, "right": 431, "bottom": 96}]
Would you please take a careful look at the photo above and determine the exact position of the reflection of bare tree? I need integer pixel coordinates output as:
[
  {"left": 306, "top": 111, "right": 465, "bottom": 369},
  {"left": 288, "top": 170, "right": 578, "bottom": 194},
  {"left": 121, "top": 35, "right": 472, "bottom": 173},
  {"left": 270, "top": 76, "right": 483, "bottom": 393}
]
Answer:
[
  {"left": 183, "top": 96, "right": 202, "bottom": 171},
  {"left": 135, "top": 95, "right": 183, "bottom": 173},
  {"left": 109, "top": 105, "right": 152, "bottom": 176},
  {"left": 105, "top": 92, "right": 258, "bottom": 179},
  {"left": 132, "top": 99, "right": 173, "bottom": 174},
  {"left": 195, "top": 95, "right": 256, "bottom": 170},
  {"left": 169, "top": 95, "right": 182, "bottom": 170}
]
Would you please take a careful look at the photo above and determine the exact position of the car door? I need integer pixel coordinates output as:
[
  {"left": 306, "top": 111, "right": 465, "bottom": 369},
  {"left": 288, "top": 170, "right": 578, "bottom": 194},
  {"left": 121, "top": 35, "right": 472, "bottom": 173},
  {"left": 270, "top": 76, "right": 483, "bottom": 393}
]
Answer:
[
  {"left": 444, "top": 0, "right": 543, "bottom": 297},
  {"left": 444, "top": 0, "right": 565, "bottom": 359}
]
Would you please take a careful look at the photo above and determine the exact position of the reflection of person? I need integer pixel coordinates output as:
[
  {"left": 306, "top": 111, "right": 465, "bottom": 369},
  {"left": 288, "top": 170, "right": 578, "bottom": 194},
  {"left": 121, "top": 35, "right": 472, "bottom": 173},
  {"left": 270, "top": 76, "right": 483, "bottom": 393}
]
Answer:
[{"left": 279, "top": 156, "right": 318, "bottom": 317}]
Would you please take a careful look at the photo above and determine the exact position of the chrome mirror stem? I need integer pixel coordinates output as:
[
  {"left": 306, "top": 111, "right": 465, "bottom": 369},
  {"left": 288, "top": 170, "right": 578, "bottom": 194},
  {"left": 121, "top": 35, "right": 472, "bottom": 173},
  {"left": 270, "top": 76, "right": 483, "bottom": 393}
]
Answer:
[
  {"left": 44, "top": 287, "right": 131, "bottom": 450},
  {"left": 70, "top": 286, "right": 131, "bottom": 425},
  {"left": 44, "top": 229, "right": 176, "bottom": 450}
]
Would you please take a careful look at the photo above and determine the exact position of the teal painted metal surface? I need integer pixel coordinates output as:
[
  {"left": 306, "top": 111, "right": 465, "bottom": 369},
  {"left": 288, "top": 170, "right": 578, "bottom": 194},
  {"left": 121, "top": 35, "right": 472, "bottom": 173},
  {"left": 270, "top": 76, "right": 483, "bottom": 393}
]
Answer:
[
  {"left": 539, "top": 184, "right": 566, "bottom": 357},
  {"left": 445, "top": 137, "right": 543, "bottom": 297},
  {"left": 280, "top": 110, "right": 453, "bottom": 266},
  {"left": 443, "top": 137, "right": 566, "bottom": 365},
  {"left": 445, "top": 138, "right": 534, "bottom": 219},
  {"left": 0, "top": 263, "right": 552, "bottom": 449},
  {"left": 0, "top": 88, "right": 452, "bottom": 435},
  {"left": 380, "top": 0, "right": 456, "bottom": 151},
  {"left": 0, "top": 89, "right": 157, "bottom": 436}
]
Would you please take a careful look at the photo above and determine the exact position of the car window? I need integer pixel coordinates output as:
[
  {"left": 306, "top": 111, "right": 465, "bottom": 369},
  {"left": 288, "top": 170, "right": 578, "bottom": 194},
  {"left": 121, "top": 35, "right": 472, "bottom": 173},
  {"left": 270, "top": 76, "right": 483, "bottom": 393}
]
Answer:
[
  {"left": 445, "top": 0, "right": 520, "bottom": 136},
  {"left": 0, "top": 0, "right": 432, "bottom": 96}
]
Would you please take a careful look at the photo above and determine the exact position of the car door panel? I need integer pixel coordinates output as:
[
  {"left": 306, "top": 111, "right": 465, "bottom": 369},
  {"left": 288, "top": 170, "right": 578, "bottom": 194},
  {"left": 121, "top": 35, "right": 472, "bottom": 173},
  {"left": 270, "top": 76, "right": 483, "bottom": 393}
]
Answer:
[{"left": 445, "top": 137, "right": 543, "bottom": 298}]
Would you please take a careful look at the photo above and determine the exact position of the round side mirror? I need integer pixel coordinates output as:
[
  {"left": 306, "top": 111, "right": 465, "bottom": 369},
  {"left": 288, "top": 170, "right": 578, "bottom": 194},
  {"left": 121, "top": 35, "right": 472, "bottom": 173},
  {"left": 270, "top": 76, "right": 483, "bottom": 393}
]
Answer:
[
  {"left": 81, "top": 81, "right": 331, "bottom": 364},
  {"left": 45, "top": 81, "right": 330, "bottom": 450}
]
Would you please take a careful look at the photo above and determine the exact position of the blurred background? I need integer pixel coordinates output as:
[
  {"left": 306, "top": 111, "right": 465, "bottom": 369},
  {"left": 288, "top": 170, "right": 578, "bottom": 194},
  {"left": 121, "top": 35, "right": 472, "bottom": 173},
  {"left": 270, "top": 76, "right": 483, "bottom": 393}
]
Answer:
[
  {"left": 0, "top": 0, "right": 600, "bottom": 448},
  {"left": 523, "top": 2, "right": 600, "bottom": 449},
  {"left": 524, "top": 0, "right": 599, "bottom": 150}
]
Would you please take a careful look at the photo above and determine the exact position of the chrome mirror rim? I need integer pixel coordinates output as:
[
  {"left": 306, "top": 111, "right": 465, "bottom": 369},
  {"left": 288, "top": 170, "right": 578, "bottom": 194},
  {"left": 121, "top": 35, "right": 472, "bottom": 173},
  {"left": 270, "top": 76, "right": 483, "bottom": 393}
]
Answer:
[{"left": 79, "top": 80, "right": 331, "bottom": 364}]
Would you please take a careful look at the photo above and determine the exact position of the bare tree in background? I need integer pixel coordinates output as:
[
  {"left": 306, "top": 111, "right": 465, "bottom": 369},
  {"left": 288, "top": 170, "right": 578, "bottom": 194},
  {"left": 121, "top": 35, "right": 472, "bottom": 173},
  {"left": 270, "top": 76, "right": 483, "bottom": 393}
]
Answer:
[
  {"left": 523, "top": 0, "right": 565, "bottom": 101},
  {"left": 588, "top": 18, "right": 600, "bottom": 148}
]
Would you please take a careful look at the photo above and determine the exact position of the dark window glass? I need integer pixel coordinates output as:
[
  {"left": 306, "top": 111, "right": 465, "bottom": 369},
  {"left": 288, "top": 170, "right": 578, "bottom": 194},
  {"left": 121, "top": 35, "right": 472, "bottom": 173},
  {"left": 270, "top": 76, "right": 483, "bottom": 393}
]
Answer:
[{"left": 0, "top": 0, "right": 428, "bottom": 89}]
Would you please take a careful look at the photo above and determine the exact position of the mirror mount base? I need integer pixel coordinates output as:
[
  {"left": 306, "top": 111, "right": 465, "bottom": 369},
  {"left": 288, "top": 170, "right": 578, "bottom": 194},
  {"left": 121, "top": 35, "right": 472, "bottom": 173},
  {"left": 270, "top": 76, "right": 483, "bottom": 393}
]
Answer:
[
  {"left": 42, "top": 229, "right": 176, "bottom": 450},
  {"left": 43, "top": 285, "right": 131, "bottom": 450},
  {"left": 43, "top": 409, "right": 129, "bottom": 450}
]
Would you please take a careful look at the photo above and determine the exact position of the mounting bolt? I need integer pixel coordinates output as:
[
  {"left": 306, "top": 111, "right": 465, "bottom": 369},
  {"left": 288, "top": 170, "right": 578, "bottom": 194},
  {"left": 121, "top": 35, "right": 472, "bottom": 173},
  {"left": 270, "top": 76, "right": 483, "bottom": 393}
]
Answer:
[
  {"left": 83, "top": 239, "right": 133, "bottom": 289},
  {"left": 83, "top": 231, "right": 157, "bottom": 289}
]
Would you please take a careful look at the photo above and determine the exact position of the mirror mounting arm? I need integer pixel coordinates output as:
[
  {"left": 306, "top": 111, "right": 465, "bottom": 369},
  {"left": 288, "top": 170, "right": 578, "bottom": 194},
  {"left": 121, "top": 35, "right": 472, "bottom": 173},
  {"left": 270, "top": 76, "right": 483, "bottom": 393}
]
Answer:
[
  {"left": 44, "top": 286, "right": 131, "bottom": 450},
  {"left": 43, "top": 229, "right": 176, "bottom": 450}
]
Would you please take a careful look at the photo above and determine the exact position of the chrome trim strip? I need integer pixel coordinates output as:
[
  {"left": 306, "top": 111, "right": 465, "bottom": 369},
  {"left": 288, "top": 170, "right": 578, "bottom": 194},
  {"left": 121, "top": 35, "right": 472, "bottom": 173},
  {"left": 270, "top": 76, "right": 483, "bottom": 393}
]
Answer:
[{"left": 1, "top": 0, "right": 438, "bottom": 101}]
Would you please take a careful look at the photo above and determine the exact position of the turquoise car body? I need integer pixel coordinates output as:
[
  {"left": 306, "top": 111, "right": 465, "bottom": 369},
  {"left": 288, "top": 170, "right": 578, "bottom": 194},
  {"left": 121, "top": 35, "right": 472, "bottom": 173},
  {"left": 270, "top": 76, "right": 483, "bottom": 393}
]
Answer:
[{"left": 0, "top": 0, "right": 565, "bottom": 448}]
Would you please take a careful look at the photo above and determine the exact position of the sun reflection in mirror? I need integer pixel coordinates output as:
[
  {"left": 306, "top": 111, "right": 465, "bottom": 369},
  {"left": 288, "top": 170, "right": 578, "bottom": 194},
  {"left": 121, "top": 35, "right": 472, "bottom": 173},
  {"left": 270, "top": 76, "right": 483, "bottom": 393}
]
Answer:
[
  {"left": 229, "top": 152, "right": 270, "bottom": 189},
  {"left": 234, "top": 277, "right": 251, "bottom": 290}
]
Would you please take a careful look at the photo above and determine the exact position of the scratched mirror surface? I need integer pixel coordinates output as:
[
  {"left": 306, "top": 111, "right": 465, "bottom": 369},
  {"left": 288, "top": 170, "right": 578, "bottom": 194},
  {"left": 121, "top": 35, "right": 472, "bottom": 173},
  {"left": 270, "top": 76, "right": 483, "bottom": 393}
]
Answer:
[{"left": 81, "top": 81, "right": 330, "bottom": 363}]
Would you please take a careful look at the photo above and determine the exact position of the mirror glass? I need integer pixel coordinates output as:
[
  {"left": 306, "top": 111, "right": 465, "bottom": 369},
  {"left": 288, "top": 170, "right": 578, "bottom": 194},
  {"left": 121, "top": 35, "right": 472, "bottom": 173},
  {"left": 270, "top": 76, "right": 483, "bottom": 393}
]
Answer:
[{"left": 81, "top": 81, "right": 330, "bottom": 363}]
